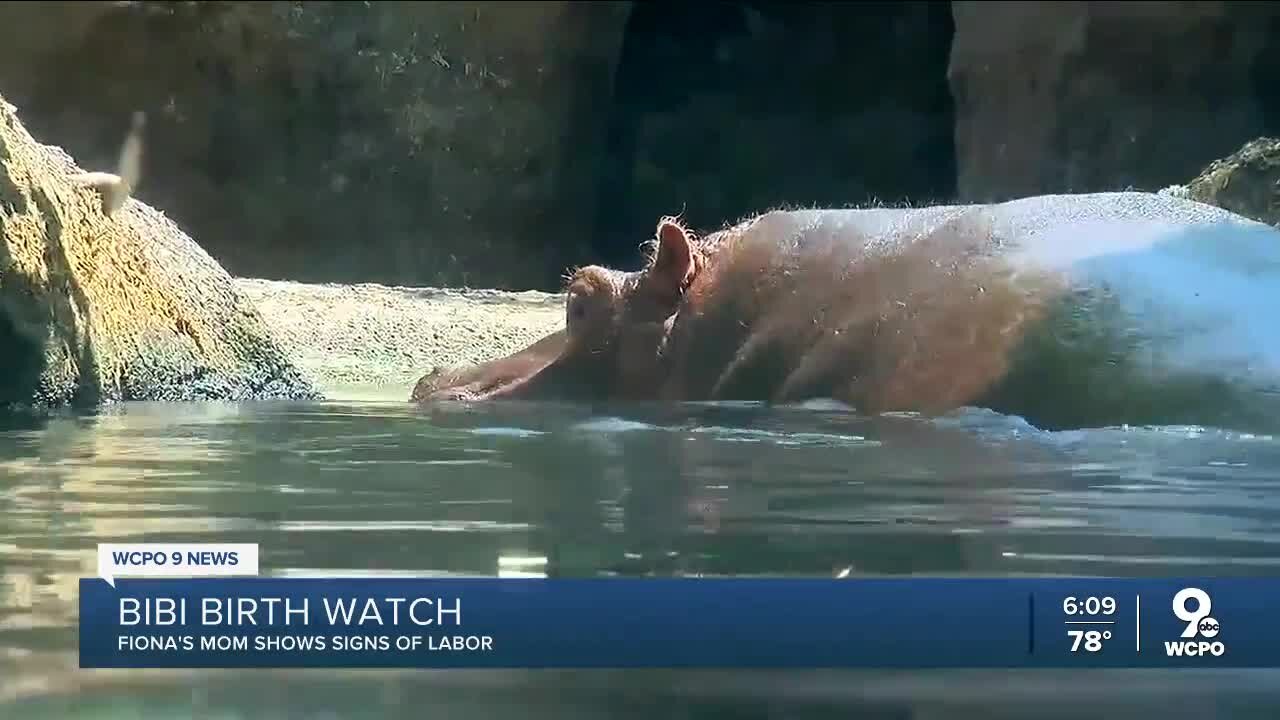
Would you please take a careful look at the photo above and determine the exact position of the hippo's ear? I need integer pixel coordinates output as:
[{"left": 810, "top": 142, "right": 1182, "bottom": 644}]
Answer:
[{"left": 651, "top": 217, "right": 696, "bottom": 292}]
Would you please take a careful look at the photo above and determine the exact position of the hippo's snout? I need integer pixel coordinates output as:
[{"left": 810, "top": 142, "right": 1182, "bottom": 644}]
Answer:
[{"left": 410, "top": 329, "right": 571, "bottom": 403}]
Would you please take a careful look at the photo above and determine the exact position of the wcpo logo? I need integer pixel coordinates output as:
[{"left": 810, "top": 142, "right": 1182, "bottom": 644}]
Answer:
[{"left": 1164, "top": 588, "right": 1225, "bottom": 658}]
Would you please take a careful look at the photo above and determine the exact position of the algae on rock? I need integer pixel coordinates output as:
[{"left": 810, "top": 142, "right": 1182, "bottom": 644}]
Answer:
[
  {"left": 1181, "top": 137, "right": 1280, "bottom": 227},
  {"left": 0, "top": 94, "right": 318, "bottom": 409}
]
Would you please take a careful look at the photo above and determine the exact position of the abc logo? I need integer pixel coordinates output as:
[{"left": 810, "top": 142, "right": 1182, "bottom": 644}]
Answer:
[{"left": 1165, "top": 588, "right": 1225, "bottom": 658}]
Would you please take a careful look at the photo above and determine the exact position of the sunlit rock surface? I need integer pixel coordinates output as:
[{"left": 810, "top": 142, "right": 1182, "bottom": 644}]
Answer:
[{"left": 0, "top": 93, "right": 317, "bottom": 409}]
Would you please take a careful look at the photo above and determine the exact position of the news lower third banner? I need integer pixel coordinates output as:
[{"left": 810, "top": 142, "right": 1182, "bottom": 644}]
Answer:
[{"left": 80, "top": 544, "right": 1277, "bottom": 669}]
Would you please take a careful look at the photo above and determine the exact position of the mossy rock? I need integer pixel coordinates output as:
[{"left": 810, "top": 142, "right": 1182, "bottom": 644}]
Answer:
[
  {"left": 1183, "top": 137, "right": 1280, "bottom": 227},
  {"left": 0, "top": 93, "right": 318, "bottom": 410}
]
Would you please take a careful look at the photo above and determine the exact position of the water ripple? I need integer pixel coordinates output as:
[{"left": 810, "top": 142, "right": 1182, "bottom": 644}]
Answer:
[{"left": 276, "top": 521, "right": 531, "bottom": 533}]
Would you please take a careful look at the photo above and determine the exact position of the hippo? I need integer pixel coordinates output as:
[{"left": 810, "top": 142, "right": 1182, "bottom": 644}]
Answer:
[{"left": 412, "top": 192, "right": 1280, "bottom": 432}]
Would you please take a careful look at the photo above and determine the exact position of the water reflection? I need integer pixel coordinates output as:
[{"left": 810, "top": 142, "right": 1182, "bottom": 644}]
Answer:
[{"left": 2, "top": 399, "right": 1280, "bottom": 715}]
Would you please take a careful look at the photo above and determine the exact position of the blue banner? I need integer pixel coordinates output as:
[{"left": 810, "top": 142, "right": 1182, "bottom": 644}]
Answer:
[{"left": 78, "top": 577, "right": 1276, "bottom": 669}]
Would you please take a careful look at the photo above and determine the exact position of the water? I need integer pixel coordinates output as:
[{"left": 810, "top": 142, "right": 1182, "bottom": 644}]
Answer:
[{"left": 3, "top": 396, "right": 1280, "bottom": 718}]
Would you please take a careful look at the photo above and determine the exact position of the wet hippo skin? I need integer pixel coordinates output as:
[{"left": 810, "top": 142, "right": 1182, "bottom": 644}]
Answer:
[{"left": 413, "top": 192, "right": 1280, "bottom": 432}]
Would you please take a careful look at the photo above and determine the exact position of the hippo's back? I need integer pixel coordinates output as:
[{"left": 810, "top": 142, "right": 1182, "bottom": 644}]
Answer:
[
  {"left": 763, "top": 192, "right": 1280, "bottom": 427},
  {"left": 774, "top": 191, "right": 1273, "bottom": 262}
]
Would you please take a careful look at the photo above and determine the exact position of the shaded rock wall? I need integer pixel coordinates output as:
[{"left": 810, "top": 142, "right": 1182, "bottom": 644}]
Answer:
[
  {"left": 950, "top": 1, "right": 1280, "bottom": 201},
  {"left": 0, "top": 92, "right": 316, "bottom": 408},
  {"left": 0, "top": 1, "right": 629, "bottom": 290}
]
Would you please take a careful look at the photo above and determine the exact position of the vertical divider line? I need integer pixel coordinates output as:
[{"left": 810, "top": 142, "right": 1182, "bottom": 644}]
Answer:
[
  {"left": 1136, "top": 595, "right": 1141, "bottom": 653},
  {"left": 1028, "top": 593, "right": 1035, "bottom": 654}
]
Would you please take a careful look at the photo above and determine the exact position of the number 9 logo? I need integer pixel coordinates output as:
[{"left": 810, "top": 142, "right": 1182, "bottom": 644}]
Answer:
[{"left": 1172, "top": 588, "right": 1212, "bottom": 638}]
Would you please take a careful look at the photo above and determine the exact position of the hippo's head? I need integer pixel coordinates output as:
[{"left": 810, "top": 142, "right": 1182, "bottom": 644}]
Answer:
[{"left": 411, "top": 217, "right": 703, "bottom": 403}]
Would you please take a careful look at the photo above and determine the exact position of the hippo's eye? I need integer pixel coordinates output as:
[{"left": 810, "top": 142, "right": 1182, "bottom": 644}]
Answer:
[{"left": 564, "top": 269, "right": 615, "bottom": 338}]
